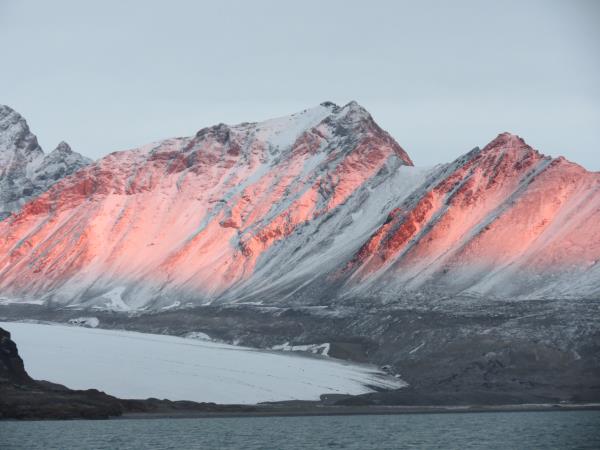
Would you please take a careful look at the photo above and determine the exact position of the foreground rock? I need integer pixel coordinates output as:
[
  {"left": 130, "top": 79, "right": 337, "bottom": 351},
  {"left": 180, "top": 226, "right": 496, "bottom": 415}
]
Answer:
[{"left": 0, "top": 327, "right": 122, "bottom": 419}]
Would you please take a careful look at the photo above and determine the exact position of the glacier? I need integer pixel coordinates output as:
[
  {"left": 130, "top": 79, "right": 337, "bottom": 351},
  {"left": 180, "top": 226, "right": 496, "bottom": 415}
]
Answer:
[{"left": 1, "top": 321, "right": 404, "bottom": 404}]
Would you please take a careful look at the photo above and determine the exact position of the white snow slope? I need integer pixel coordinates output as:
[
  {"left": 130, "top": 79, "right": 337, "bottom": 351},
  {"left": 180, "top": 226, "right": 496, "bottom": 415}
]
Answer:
[{"left": 1, "top": 321, "right": 405, "bottom": 404}]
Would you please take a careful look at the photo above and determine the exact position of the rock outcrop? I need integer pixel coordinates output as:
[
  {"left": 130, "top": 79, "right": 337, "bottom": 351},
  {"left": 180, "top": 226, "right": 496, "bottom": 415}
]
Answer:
[{"left": 0, "top": 326, "right": 122, "bottom": 419}]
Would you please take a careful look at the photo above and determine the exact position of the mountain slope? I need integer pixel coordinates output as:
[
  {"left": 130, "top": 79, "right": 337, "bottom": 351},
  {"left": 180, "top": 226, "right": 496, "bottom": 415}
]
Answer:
[
  {"left": 0, "top": 103, "right": 598, "bottom": 310},
  {"left": 0, "top": 105, "right": 91, "bottom": 220},
  {"left": 341, "top": 133, "right": 600, "bottom": 301},
  {"left": 0, "top": 101, "right": 419, "bottom": 307}
]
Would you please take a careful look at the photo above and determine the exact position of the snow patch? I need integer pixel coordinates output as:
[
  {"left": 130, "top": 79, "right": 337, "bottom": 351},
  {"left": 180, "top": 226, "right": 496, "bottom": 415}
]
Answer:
[
  {"left": 184, "top": 331, "right": 214, "bottom": 341},
  {"left": 68, "top": 317, "right": 100, "bottom": 328},
  {"left": 0, "top": 297, "right": 45, "bottom": 306},
  {"left": 160, "top": 301, "right": 181, "bottom": 311},
  {"left": 272, "top": 342, "right": 331, "bottom": 356},
  {"left": 408, "top": 341, "right": 425, "bottom": 354},
  {"left": 91, "top": 287, "right": 130, "bottom": 312},
  {"left": 253, "top": 105, "right": 332, "bottom": 153}
]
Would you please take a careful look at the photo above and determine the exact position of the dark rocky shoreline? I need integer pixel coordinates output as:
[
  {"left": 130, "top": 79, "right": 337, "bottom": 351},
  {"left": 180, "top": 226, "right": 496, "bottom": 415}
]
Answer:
[
  {"left": 2, "top": 322, "right": 599, "bottom": 420},
  {"left": 1, "top": 326, "right": 262, "bottom": 420},
  {"left": 2, "top": 296, "right": 599, "bottom": 420},
  {"left": 2, "top": 299, "right": 599, "bottom": 408},
  {"left": 116, "top": 402, "right": 600, "bottom": 421}
]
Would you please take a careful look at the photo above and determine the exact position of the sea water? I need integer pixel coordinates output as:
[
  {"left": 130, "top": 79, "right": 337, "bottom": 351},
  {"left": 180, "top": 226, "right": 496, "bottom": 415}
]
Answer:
[{"left": 1, "top": 410, "right": 599, "bottom": 449}]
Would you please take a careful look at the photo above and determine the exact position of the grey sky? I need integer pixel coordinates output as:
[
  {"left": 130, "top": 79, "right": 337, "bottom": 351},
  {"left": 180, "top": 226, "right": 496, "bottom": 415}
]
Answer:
[{"left": 1, "top": 0, "right": 599, "bottom": 169}]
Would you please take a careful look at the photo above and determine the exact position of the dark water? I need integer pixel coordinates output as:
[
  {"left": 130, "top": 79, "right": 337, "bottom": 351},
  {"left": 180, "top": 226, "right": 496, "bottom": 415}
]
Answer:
[{"left": 1, "top": 411, "right": 599, "bottom": 450}]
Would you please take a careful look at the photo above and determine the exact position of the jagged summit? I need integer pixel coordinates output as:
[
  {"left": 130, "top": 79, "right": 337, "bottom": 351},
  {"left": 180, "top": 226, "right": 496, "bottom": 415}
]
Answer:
[
  {"left": 489, "top": 131, "right": 526, "bottom": 145},
  {"left": 174, "top": 101, "right": 412, "bottom": 167},
  {"left": 0, "top": 102, "right": 416, "bottom": 305},
  {"left": 51, "top": 141, "right": 74, "bottom": 154},
  {"left": 0, "top": 105, "right": 43, "bottom": 164},
  {"left": 482, "top": 132, "right": 542, "bottom": 159},
  {"left": 0, "top": 105, "right": 91, "bottom": 220}
]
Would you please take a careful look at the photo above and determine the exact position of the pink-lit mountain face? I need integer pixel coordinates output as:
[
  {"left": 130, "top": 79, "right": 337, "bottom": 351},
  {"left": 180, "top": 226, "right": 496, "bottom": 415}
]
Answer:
[
  {"left": 0, "top": 103, "right": 598, "bottom": 309},
  {"left": 341, "top": 133, "right": 600, "bottom": 301}
]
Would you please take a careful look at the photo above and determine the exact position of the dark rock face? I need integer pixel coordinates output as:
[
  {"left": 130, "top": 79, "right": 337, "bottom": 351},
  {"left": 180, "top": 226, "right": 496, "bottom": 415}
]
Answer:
[
  {"left": 0, "top": 327, "right": 32, "bottom": 384},
  {"left": 0, "top": 326, "right": 122, "bottom": 419}
]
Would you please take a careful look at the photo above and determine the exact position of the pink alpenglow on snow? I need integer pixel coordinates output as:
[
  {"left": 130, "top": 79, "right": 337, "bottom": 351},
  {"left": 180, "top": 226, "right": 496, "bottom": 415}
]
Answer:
[{"left": 0, "top": 103, "right": 598, "bottom": 309}]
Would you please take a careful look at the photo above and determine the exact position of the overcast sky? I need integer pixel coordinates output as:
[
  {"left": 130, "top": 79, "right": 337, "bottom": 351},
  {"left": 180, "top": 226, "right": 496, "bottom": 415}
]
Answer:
[{"left": 1, "top": 0, "right": 599, "bottom": 169}]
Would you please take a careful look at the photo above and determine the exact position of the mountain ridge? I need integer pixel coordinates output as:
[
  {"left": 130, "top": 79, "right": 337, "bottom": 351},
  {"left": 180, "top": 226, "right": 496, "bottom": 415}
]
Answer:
[
  {"left": 0, "top": 102, "right": 598, "bottom": 309},
  {"left": 1, "top": 102, "right": 598, "bottom": 406}
]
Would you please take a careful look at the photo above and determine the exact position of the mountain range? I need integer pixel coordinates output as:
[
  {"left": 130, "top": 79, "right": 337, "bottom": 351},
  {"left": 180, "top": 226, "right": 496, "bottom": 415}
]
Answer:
[
  {"left": 0, "top": 102, "right": 598, "bottom": 310},
  {"left": 0, "top": 101, "right": 598, "bottom": 404}
]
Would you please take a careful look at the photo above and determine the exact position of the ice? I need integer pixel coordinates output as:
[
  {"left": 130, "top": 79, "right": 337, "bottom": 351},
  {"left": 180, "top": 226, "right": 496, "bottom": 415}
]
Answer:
[
  {"left": 272, "top": 342, "right": 331, "bottom": 356},
  {"left": 1, "top": 321, "right": 406, "bottom": 404}
]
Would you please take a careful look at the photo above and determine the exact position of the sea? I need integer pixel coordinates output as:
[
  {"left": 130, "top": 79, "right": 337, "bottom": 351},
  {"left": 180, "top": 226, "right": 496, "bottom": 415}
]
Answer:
[{"left": 1, "top": 410, "right": 599, "bottom": 449}]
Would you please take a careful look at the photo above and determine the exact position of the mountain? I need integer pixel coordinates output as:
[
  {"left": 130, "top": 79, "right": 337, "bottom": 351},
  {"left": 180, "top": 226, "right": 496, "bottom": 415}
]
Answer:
[
  {"left": 0, "top": 105, "right": 91, "bottom": 220},
  {"left": 0, "top": 101, "right": 417, "bottom": 307},
  {"left": 0, "top": 101, "right": 598, "bottom": 404},
  {"left": 341, "top": 132, "right": 600, "bottom": 301},
  {"left": 0, "top": 102, "right": 598, "bottom": 309}
]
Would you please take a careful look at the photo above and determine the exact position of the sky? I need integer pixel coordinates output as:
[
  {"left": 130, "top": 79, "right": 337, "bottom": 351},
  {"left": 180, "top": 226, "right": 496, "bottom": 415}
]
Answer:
[{"left": 1, "top": 0, "right": 599, "bottom": 169}]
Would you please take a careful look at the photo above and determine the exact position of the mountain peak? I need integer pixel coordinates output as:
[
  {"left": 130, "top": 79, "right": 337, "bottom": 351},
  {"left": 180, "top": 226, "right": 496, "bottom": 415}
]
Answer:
[
  {"left": 486, "top": 132, "right": 528, "bottom": 148},
  {"left": 479, "top": 132, "right": 543, "bottom": 164},
  {"left": 317, "top": 100, "right": 365, "bottom": 114},
  {"left": 0, "top": 105, "right": 43, "bottom": 162},
  {"left": 41, "top": 140, "right": 90, "bottom": 167},
  {"left": 0, "top": 106, "right": 91, "bottom": 219},
  {"left": 336, "top": 101, "right": 373, "bottom": 124},
  {"left": 0, "top": 104, "right": 15, "bottom": 116},
  {"left": 188, "top": 101, "right": 403, "bottom": 163},
  {"left": 51, "top": 141, "right": 73, "bottom": 154}
]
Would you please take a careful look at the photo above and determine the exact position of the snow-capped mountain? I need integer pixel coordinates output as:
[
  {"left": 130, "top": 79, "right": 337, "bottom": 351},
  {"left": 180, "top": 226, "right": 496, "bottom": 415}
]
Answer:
[
  {"left": 341, "top": 133, "right": 600, "bottom": 301},
  {"left": 0, "top": 105, "right": 91, "bottom": 220},
  {"left": 0, "top": 102, "right": 598, "bottom": 309}
]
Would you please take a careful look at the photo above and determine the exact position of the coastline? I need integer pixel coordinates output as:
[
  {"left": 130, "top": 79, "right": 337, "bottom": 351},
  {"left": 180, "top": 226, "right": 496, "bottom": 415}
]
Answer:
[{"left": 116, "top": 402, "right": 600, "bottom": 421}]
